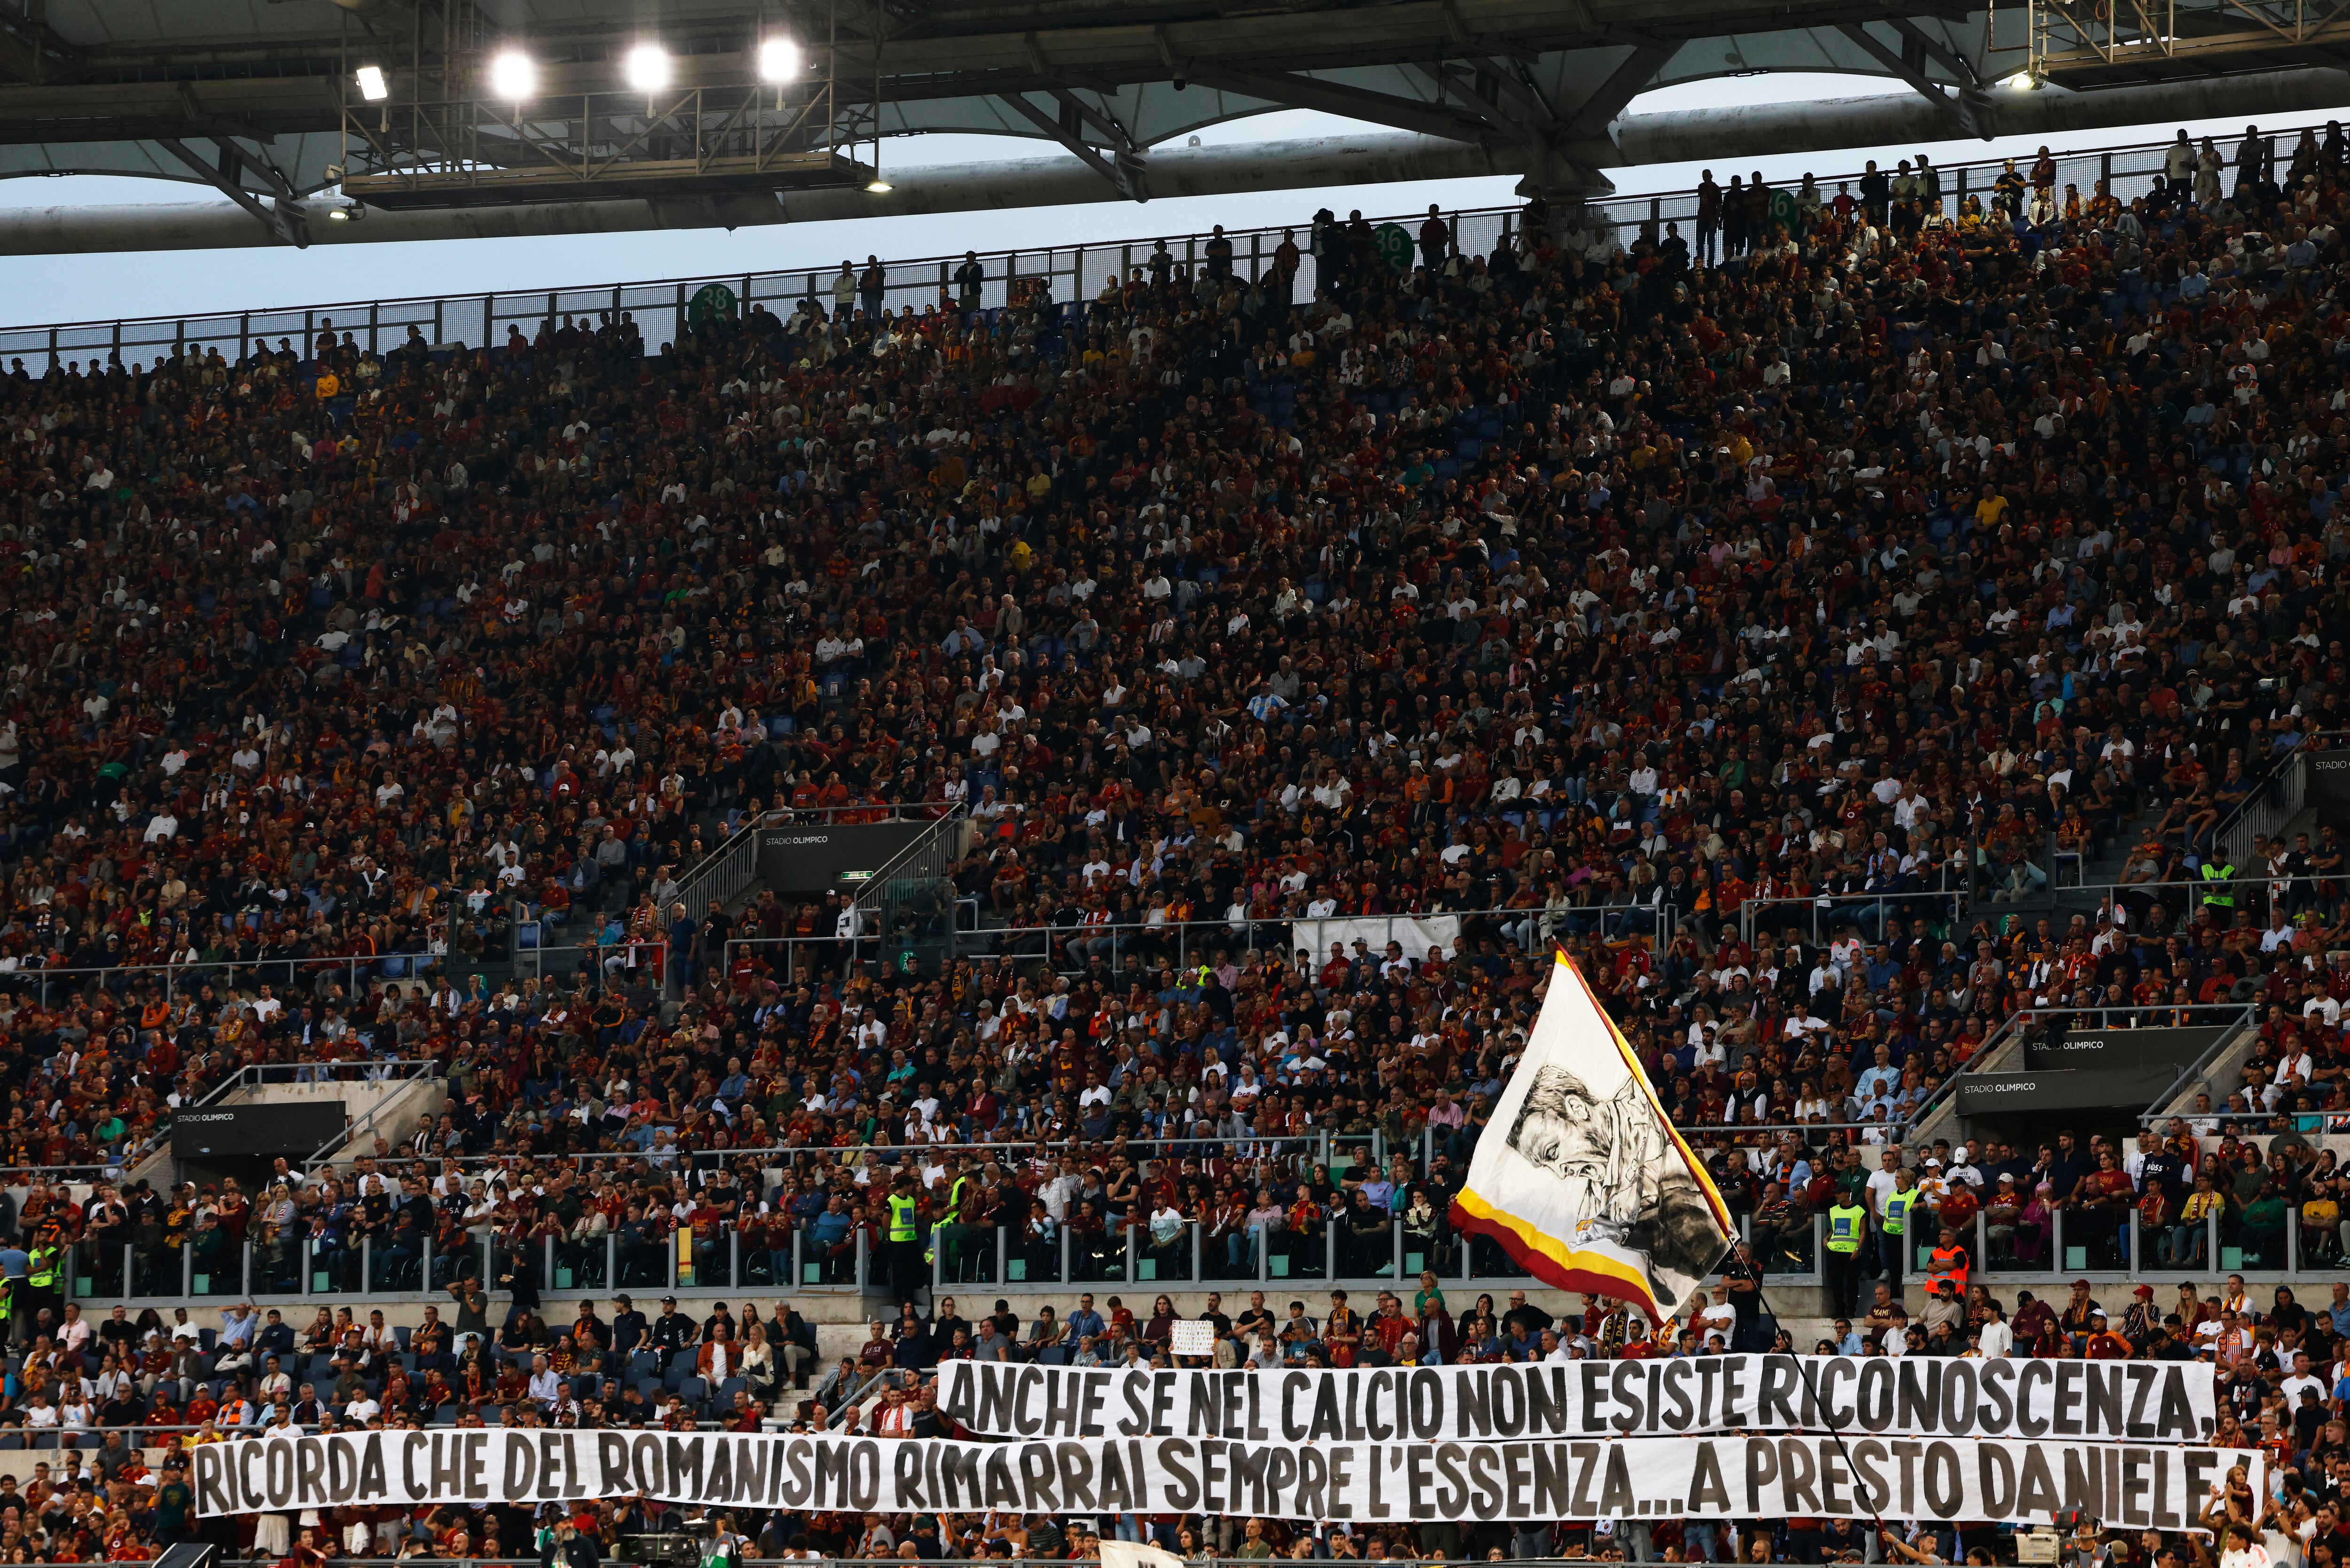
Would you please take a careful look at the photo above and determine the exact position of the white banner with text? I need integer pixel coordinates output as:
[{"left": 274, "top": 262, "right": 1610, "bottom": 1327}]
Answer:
[
  {"left": 191, "top": 1428, "right": 2256, "bottom": 1527},
  {"left": 935, "top": 1356, "right": 2218, "bottom": 1444}
]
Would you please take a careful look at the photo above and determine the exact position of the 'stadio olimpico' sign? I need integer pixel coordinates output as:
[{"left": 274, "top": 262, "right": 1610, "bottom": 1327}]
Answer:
[{"left": 193, "top": 1426, "right": 2256, "bottom": 1528}]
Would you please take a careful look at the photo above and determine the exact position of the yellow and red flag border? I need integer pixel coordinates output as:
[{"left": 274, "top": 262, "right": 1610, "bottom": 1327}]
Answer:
[{"left": 1448, "top": 950, "right": 1736, "bottom": 1323}]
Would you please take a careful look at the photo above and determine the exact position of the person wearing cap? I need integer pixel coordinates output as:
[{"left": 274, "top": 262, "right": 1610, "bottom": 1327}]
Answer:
[
  {"left": 2084, "top": 1308, "right": 2131, "bottom": 1359},
  {"left": 1981, "top": 1172, "right": 2024, "bottom": 1265},
  {"left": 1933, "top": 1157, "right": 1981, "bottom": 1239},
  {"left": 2122, "top": 1283, "right": 2161, "bottom": 1349},
  {"left": 2059, "top": 1279, "right": 2104, "bottom": 1350},
  {"left": 542, "top": 1512, "right": 601, "bottom": 1568},
  {"left": 1925, "top": 1225, "right": 1970, "bottom": 1303},
  {"left": 1823, "top": 1185, "right": 1869, "bottom": 1318}
]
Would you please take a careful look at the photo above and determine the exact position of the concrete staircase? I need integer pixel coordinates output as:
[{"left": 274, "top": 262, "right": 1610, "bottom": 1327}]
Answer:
[
  {"left": 301, "top": 1070, "right": 449, "bottom": 1168},
  {"left": 1907, "top": 1009, "right": 2037, "bottom": 1153},
  {"left": 2149, "top": 1014, "right": 2263, "bottom": 1123},
  {"left": 122, "top": 1069, "right": 448, "bottom": 1191}
]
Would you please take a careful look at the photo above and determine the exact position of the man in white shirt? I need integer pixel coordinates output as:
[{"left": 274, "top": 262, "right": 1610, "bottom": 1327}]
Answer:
[
  {"left": 1864, "top": 1147, "right": 1905, "bottom": 1219},
  {"left": 1688, "top": 1288, "right": 1736, "bottom": 1345},
  {"left": 1977, "top": 1305, "right": 2014, "bottom": 1358},
  {"left": 56, "top": 1303, "right": 94, "bottom": 1359},
  {"left": 2280, "top": 1349, "right": 2326, "bottom": 1410}
]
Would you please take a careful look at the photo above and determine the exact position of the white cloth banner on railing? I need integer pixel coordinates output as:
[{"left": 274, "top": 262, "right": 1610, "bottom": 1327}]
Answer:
[
  {"left": 191, "top": 1428, "right": 2258, "bottom": 1528},
  {"left": 1291, "top": 916, "right": 1461, "bottom": 965},
  {"left": 935, "top": 1356, "right": 2217, "bottom": 1445}
]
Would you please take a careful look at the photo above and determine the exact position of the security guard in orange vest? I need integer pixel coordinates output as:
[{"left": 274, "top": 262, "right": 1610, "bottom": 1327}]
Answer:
[{"left": 1926, "top": 1224, "right": 1971, "bottom": 1302}]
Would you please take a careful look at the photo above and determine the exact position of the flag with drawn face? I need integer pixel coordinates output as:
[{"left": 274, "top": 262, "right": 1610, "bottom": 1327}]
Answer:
[{"left": 1450, "top": 952, "right": 1735, "bottom": 1321}]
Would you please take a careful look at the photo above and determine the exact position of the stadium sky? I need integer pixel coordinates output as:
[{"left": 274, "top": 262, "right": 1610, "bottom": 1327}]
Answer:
[{"left": 0, "top": 72, "right": 2341, "bottom": 329}]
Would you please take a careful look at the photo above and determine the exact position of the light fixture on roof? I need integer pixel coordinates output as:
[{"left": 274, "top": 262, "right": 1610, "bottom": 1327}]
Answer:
[
  {"left": 866, "top": 178, "right": 893, "bottom": 193},
  {"left": 354, "top": 64, "right": 389, "bottom": 101},
  {"left": 757, "top": 36, "right": 799, "bottom": 82},
  {"left": 625, "top": 42, "right": 672, "bottom": 93},
  {"left": 489, "top": 49, "right": 536, "bottom": 101}
]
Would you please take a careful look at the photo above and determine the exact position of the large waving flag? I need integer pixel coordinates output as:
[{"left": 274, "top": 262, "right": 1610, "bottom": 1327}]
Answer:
[{"left": 1450, "top": 952, "right": 1736, "bottom": 1321}]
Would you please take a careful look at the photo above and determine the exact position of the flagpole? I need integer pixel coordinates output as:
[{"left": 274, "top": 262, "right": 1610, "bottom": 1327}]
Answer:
[{"left": 1725, "top": 1243, "right": 1891, "bottom": 1548}]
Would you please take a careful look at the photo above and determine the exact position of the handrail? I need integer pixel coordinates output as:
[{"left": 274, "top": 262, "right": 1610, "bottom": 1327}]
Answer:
[
  {"left": 657, "top": 811, "right": 785, "bottom": 1001},
  {"left": 730, "top": 899, "right": 1667, "bottom": 946},
  {"left": 2137, "top": 1010, "right": 2266, "bottom": 1126},
  {"left": 2212, "top": 730, "right": 2342, "bottom": 872},
  {"left": 0, "top": 950, "right": 447, "bottom": 1001},
  {"left": 297, "top": 1061, "right": 447, "bottom": 1169},
  {"left": 1903, "top": 1001, "right": 2258, "bottom": 1137},
  {"left": 1731, "top": 865, "right": 2309, "bottom": 953},
  {"left": 725, "top": 898, "right": 1675, "bottom": 985},
  {"left": 849, "top": 803, "right": 971, "bottom": 917},
  {"left": 281, "top": 1133, "right": 1335, "bottom": 1178},
  {"left": 55, "top": 1059, "right": 446, "bottom": 1186},
  {"left": 8, "top": 118, "right": 2341, "bottom": 366}
]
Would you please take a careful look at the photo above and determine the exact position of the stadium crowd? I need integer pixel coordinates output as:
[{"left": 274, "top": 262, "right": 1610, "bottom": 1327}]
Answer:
[
  {"left": 0, "top": 109, "right": 2346, "bottom": 1563},
  {"left": 0, "top": 1268, "right": 2319, "bottom": 1568}
]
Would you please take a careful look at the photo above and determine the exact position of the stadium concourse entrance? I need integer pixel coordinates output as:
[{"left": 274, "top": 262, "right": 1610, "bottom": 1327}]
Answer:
[
  {"left": 1953, "top": 1020, "right": 2230, "bottom": 1156},
  {"left": 1959, "top": 1105, "right": 2142, "bottom": 1165},
  {"left": 168, "top": 1100, "right": 350, "bottom": 1193}
]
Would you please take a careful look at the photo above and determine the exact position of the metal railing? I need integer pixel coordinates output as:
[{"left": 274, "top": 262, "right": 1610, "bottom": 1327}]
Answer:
[
  {"left": 0, "top": 949, "right": 447, "bottom": 1008},
  {"left": 850, "top": 806, "right": 971, "bottom": 917},
  {"left": 63, "top": 1204, "right": 1812, "bottom": 1309},
  {"left": 74, "top": 1125, "right": 1453, "bottom": 1185},
  {"left": 1736, "top": 886, "right": 1972, "bottom": 948},
  {"left": 69, "top": 1227, "right": 869, "bottom": 1306},
  {"left": 1901, "top": 1001, "right": 2257, "bottom": 1140},
  {"left": 727, "top": 899, "right": 1676, "bottom": 985},
  {"left": 2215, "top": 735, "right": 2334, "bottom": 873},
  {"left": 9, "top": 121, "right": 2342, "bottom": 373},
  {"left": 1734, "top": 867, "right": 2291, "bottom": 954},
  {"left": 66, "top": 1183, "right": 2350, "bottom": 1307},
  {"left": 17, "top": 1058, "right": 439, "bottom": 1187},
  {"left": 658, "top": 812, "right": 782, "bottom": 1000},
  {"left": 1967, "top": 1201, "right": 2306, "bottom": 1281}
]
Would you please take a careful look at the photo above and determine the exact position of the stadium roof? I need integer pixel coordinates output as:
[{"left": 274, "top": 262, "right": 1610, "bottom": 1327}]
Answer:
[{"left": 0, "top": 0, "right": 2339, "bottom": 251}]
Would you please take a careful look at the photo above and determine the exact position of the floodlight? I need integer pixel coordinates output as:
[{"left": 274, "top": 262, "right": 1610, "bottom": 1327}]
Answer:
[
  {"left": 758, "top": 36, "right": 799, "bottom": 82},
  {"left": 625, "top": 43, "right": 671, "bottom": 92},
  {"left": 489, "top": 50, "right": 536, "bottom": 101}
]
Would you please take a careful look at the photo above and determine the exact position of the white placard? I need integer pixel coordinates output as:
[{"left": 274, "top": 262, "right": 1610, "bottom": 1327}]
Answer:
[{"left": 1169, "top": 1320, "right": 1217, "bottom": 1357}]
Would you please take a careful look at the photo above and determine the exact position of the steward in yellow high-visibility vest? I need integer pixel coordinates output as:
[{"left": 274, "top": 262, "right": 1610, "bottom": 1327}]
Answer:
[
  {"left": 1823, "top": 1200, "right": 1868, "bottom": 1316},
  {"left": 884, "top": 1173, "right": 926, "bottom": 1309},
  {"left": 1878, "top": 1172, "right": 1917, "bottom": 1286}
]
